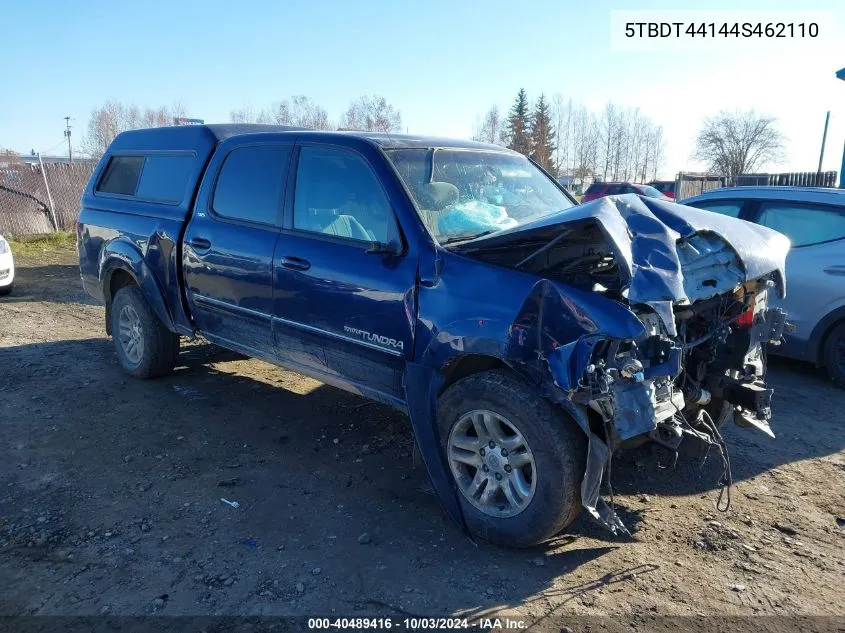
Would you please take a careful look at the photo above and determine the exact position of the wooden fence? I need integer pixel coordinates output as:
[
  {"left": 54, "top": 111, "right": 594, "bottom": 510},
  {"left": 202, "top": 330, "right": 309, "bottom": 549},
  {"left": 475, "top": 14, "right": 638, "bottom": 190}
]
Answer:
[{"left": 676, "top": 170, "right": 839, "bottom": 201}]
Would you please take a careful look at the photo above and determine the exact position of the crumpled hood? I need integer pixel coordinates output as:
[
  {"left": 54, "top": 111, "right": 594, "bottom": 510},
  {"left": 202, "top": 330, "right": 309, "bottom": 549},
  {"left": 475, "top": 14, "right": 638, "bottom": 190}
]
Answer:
[{"left": 465, "top": 194, "right": 790, "bottom": 306}]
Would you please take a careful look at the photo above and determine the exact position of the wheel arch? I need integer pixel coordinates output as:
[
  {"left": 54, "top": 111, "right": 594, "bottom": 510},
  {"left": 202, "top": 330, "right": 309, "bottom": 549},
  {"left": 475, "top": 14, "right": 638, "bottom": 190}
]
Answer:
[
  {"left": 436, "top": 354, "right": 592, "bottom": 436},
  {"left": 437, "top": 354, "right": 509, "bottom": 395},
  {"left": 808, "top": 305, "right": 845, "bottom": 366},
  {"left": 99, "top": 240, "right": 176, "bottom": 336}
]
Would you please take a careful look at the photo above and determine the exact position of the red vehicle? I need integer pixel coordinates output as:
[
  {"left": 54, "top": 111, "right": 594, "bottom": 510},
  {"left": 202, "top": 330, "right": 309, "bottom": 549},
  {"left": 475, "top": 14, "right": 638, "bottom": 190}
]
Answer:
[
  {"left": 648, "top": 180, "right": 676, "bottom": 199},
  {"left": 582, "top": 181, "right": 670, "bottom": 203}
]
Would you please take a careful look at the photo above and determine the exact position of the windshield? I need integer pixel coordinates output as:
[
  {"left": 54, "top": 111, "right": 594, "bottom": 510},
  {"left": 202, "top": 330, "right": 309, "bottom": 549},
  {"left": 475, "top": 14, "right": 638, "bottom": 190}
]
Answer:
[{"left": 385, "top": 148, "right": 574, "bottom": 243}]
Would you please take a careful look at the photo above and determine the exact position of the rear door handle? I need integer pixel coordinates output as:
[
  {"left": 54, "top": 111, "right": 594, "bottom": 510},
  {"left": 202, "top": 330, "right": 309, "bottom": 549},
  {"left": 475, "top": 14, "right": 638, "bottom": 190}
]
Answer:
[
  {"left": 188, "top": 237, "right": 212, "bottom": 251},
  {"left": 281, "top": 256, "right": 311, "bottom": 271},
  {"left": 824, "top": 266, "right": 845, "bottom": 276}
]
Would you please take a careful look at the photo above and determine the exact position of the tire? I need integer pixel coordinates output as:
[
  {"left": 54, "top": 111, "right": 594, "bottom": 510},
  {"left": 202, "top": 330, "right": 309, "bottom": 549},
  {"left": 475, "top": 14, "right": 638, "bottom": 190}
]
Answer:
[
  {"left": 0, "top": 283, "right": 12, "bottom": 296},
  {"left": 822, "top": 322, "right": 845, "bottom": 388},
  {"left": 110, "top": 285, "right": 179, "bottom": 379},
  {"left": 437, "top": 369, "right": 586, "bottom": 548}
]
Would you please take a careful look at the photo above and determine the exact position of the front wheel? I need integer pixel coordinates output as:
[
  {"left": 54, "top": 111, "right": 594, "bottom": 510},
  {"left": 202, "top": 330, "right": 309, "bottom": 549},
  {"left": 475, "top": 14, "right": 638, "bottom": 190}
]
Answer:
[
  {"left": 0, "top": 282, "right": 13, "bottom": 296},
  {"left": 823, "top": 322, "right": 845, "bottom": 388},
  {"left": 437, "top": 369, "right": 586, "bottom": 548},
  {"left": 111, "top": 285, "right": 179, "bottom": 379}
]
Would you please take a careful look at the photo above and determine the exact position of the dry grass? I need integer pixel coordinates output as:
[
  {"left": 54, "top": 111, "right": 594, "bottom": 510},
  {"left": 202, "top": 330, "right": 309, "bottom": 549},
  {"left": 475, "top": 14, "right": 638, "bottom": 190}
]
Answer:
[{"left": 9, "top": 231, "right": 76, "bottom": 259}]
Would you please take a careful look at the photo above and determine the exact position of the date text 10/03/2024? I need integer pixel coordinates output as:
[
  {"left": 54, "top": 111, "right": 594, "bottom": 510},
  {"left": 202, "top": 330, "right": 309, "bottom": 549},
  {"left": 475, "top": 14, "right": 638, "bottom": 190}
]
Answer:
[{"left": 307, "top": 617, "right": 528, "bottom": 630}]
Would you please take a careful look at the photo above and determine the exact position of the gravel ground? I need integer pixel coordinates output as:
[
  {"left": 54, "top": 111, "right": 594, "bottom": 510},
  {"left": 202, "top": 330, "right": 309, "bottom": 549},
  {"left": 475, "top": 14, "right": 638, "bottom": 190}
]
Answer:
[{"left": 1, "top": 243, "right": 844, "bottom": 624}]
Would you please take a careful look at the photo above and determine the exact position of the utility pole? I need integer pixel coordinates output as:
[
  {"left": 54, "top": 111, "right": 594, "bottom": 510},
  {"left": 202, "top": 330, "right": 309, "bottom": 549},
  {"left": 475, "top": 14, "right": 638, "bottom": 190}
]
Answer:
[
  {"left": 63, "top": 116, "right": 72, "bottom": 164},
  {"left": 818, "top": 111, "right": 830, "bottom": 173}
]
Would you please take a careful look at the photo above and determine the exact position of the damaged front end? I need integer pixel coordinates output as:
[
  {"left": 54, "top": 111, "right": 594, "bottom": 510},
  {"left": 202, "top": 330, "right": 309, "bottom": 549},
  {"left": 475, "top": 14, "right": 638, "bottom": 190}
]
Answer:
[
  {"left": 570, "top": 276, "right": 785, "bottom": 532},
  {"left": 455, "top": 195, "right": 790, "bottom": 533}
]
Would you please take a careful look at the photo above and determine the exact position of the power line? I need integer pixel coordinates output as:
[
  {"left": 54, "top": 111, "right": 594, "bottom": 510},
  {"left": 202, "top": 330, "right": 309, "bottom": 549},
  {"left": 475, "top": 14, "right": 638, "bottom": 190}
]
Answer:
[{"left": 40, "top": 139, "right": 68, "bottom": 155}]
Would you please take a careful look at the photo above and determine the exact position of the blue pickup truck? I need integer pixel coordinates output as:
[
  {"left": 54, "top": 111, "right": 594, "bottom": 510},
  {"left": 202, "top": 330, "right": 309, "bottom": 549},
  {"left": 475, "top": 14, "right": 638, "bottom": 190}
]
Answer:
[{"left": 78, "top": 124, "right": 788, "bottom": 547}]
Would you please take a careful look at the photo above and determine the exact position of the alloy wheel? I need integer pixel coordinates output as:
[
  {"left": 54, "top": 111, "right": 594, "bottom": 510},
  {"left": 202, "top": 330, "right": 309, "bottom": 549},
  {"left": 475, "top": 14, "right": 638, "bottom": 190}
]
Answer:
[{"left": 447, "top": 409, "right": 537, "bottom": 518}]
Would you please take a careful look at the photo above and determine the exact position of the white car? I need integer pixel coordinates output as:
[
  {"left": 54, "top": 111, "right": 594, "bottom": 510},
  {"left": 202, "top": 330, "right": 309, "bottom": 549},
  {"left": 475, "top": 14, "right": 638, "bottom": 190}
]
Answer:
[{"left": 0, "top": 233, "right": 14, "bottom": 295}]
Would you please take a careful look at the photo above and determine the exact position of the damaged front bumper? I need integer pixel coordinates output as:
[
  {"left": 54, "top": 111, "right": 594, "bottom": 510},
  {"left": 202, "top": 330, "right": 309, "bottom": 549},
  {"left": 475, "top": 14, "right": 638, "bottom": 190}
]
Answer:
[{"left": 565, "top": 287, "right": 786, "bottom": 533}]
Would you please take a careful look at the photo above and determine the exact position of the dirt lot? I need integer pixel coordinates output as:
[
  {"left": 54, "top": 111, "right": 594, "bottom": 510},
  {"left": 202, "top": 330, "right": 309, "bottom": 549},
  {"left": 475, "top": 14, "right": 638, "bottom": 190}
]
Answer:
[{"left": 1, "top": 240, "right": 844, "bottom": 624}]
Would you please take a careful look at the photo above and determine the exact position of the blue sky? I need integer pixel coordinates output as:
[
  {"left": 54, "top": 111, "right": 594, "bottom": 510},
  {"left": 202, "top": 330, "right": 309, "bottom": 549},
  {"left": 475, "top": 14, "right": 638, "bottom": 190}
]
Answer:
[{"left": 2, "top": 0, "right": 844, "bottom": 177}]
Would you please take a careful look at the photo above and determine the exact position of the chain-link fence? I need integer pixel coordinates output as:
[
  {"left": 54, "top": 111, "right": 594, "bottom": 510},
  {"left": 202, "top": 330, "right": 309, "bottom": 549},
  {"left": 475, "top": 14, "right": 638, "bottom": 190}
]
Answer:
[{"left": 0, "top": 162, "right": 95, "bottom": 236}]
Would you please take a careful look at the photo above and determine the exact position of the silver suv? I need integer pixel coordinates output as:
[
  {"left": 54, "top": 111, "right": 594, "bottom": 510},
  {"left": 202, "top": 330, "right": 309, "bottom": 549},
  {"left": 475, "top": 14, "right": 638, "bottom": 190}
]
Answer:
[{"left": 683, "top": 186, "right": 845, "bottom": 386}]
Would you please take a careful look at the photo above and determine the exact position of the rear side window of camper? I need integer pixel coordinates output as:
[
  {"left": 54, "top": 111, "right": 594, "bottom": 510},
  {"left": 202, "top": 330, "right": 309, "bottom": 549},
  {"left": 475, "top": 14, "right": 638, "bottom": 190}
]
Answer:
[{"left": 96, "top": 154, "right": 194, "bottom": 204}]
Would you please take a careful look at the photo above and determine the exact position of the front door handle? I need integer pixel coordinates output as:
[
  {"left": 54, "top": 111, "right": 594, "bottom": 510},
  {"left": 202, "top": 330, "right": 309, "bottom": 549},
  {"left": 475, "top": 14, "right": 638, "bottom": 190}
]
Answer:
[
  {"left": 281, "top": 256, "right": 311, "bottom": 271},
  {"left": 824, "top": 266, "right": 845, "bottom": 276},
  {"left": 188, "top": 237, "right": 212, "bottom": 251}
]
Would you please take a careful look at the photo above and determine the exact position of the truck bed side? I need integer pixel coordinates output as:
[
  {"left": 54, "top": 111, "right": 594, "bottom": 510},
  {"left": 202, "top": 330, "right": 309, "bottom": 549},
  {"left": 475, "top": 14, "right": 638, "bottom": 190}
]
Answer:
[{"left": 77, "top": 125, "right": 220, "bottom": 335}]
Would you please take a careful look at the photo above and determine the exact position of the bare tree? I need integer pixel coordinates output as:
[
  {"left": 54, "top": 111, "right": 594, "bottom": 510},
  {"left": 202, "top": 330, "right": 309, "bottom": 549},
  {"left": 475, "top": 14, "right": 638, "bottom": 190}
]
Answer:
[
  {"left": 271, "top": 95, "right": 331, "bottom": 130},
  {"left": 476, "top": 96, "right": 655, "bottom": 181},
  {"left": 649, "top": 125, "right": 665, "bottom": 181},
  {"left": 142, "top": 106, "right": 171, "bottom": 128},
  {"left": 694, "top": 109, "right": 785, "bottom": 182},
  {"left": 551, "top": 94, "right": 571, "bottom": 177},
  {"left": 627, "top": 111, "right": 647, "bottom": 181},
  {"left": 171, "top": 101, "right": 188, "bottom": 122},
  {"left": 590, "top": 102, "right": 666, "bottom": 182},
  {"left": 125, "top": 104, "right": 141, "bottom": 130},
  {"left": 82, "top": 100, "right": 193, "bottom": 157},
  {"left": 472, "top": 106, "right": 503, "bottom": 145},
  {"left": 83, "top": 100, "right": 125, "bottom": 157},
  {"left": 229, "top": 105, "right": 271, "bottom": 124},
  {"left": 570, "top": 105, "right": 599, "bottom": 179},
  {"left": 599, "top": 102, "right": 620, "bottom": 180},
  {"left": 340, "top": 95, "right": 402, "bottom": 132},
  {"left": 231, "top": 96, "right": 331, "bottom": 129}
]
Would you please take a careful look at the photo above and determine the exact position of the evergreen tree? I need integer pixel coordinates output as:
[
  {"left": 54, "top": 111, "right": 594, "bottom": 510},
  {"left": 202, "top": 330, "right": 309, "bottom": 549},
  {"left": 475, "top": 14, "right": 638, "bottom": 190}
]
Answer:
[
  {"left": 530, "top": 94, "right": 556, "bottom": 173},
  {"left": 505, "top": 89, "right": 531, "bottom": 156}
]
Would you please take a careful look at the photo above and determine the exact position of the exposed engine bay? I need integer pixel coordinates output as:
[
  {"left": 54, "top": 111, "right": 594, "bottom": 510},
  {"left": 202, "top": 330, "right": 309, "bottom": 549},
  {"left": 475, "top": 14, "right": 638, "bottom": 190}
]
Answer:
[
  {"left": 454, "top": 195, "right": 790, "bottom": 533},
  {"left": 575, "top": 279, "right": 785, "bottom": 528}
]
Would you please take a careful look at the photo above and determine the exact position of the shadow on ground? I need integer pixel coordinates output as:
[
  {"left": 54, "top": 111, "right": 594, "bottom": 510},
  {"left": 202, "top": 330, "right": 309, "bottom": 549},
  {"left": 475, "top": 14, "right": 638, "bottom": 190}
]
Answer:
[
  {"left": 0, "top": 337, "right": 625, "bottom": 616},
  {"left": 0, "top": 264, "right": 96, "bottom": 305},
  {"left": 2, "top": 331, "right": 844, "bottom": 615}
]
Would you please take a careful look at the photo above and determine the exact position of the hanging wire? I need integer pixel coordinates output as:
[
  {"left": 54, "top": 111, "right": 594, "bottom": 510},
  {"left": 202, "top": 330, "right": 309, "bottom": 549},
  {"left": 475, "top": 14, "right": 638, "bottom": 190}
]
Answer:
[{"left": 38, "top": 139, "right": 69, "bottom": 156}]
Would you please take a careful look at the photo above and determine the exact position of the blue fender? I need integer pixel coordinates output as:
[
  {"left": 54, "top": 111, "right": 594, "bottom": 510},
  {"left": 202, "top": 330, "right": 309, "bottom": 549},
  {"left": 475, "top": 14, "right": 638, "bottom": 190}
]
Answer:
[
  {"left": 403, "top": 242, "right": 647, "bottom": 535},
  {"left": 99, "top": 237, "right": 177, "bottom": 333},
  {"left": 403, "top": 362, "right": 468, "bottom": 533}
]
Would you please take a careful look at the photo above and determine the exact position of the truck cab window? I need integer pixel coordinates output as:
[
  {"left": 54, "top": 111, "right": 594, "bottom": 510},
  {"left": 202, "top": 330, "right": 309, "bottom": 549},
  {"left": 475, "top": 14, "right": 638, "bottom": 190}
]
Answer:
[
  {"left": 293, "top": 146, "right": 395, "bottom": 244},
  {"left": 212, "top": 146, "right": 291, "bottom": 225}
]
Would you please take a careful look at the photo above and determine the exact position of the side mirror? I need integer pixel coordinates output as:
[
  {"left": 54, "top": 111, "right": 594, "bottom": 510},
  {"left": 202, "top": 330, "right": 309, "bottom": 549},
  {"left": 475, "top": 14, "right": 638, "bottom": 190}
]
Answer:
[{"left": 366, "top": 240, "right": 401, "bottom": 256}]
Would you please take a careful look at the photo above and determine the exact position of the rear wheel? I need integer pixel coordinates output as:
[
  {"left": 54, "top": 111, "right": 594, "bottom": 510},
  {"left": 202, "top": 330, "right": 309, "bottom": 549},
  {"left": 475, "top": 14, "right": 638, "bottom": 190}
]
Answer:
[
  {"left": 822, "top": 322, "right": 845, "bottom": 388},
  {"left": 111, "top": 285, "right": 179, "bottom": 379},
  {"left": 437, "top": 369, "right": 585, "bottom": 548}
]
